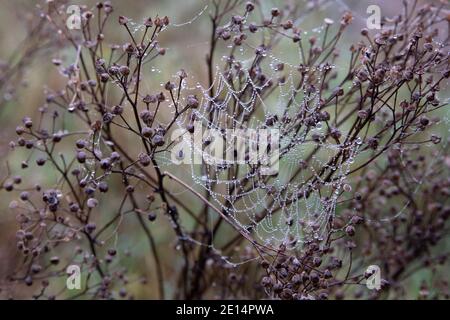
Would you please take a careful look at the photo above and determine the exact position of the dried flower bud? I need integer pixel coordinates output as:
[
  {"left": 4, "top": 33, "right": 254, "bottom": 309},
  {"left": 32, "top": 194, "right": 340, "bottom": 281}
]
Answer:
[
  {"left": 77, "top": 151, "right": 87, "bottom": 163},
  {"left": 118, "top": 15, "right": 128, "bottom": 25},
  {"left": 186, "top": 95, "right": 199, "bottom": 108},
  {"left": 108, "top": 65, "right": 119, "bottom": 75},
  {"left": 357, "top": 69, "right": 369, "bottom": 82},
  {"left": 100, "top": 158, "right": 111, "bottom": 170},
  {"left": 138, "top": 152, "right": 151, "bottom": 167},
  {"left": 350, "top": 215, "right": 364, "bottom": 225},
  {"left": 16, "top": 126, "right": 25, "bottom": 135},
  {"left": 143, "top": 94, "right": 157, "bottom": 104},
  {"left": 357, "top": 110, "right": 369, "bottom": 119},
  {"left": 152, "top": 135, "right": 165, "bottom": 147},
  {"left": 147, "top": 211, "right": 157, "bottom": 221},
  {"left": 232, "top": 15, "right": 243, "bottom": 25},
  {"left": 87, "top": 198, "right": 98, "bottom": 209},
  {"left": 282, "top": 20, "right": 293, "bottom": 29},
  {"left": 249, "top": 23, "right": 258, "bottom": 33},
  {"left": 271, "top": 8, "right": 280, "bottom": 17},
  {"left": 367, "top": 137, "right": 379, "bottom": 150},
  {"left": 140, "top": 110, "right": 154, "bottom": 124},
  {"left": 50, "top": 256, "right": 60, "bottom": 265},
  {"left": 144, "top": 17, "right": 153, "bottom": 27},
  {"left": 178, "top": 69, "right": 187, "bottom": 79},
  {"left": 419, "top": 116, "right": 429, "bottom": 126},
  {"left": 103, "top": 112, "right": 114, "bottom": 124},
  {"left": 99, "top": 182, "right": 109, "bottom": 193},
  {"left": 110, "top": 152, "right": 120, "bottom": 161},
  {"left": 330, "top": 128, "right": 342, "bottom": 140},
  {"left": 221, "top": 31, "right": 231, "bottom": 41},
  {"left": 345, "top": 225, "right": 355, "bottom": 236},
  {"left": 246, "top": 2, "right": 255, "bottom": 12},
  {"left": 4, "top": 181, "right": 13, "bottom": 192},
  {"left": 112, "top": 105, "right": 124, "bottom": 115},
  {"left": 142, "top": 126, "right": 154, "bottom": 138},
  {"left": 85, "top": 222, "right": 97, "bottom": 233},
  {"left": 157, "top": 47, "right": 166, "bottom": 55},
  {"left": 431, "top": 134, "right": 441, "bottom": 144},
  {"left": 165, "top": 81, "right": 176, "bottom": 91},
  {"left": 119, "top": 65, "right": 130, "bottom": 76},
  {"left": 157, "top": 92, "right": 165, "bottom": 102},
  {"left": 23, "top": 117, "right": 33, "bottom": 128},
  {"left": 36, "top": 158, "right": 46, "bottom": 166}
]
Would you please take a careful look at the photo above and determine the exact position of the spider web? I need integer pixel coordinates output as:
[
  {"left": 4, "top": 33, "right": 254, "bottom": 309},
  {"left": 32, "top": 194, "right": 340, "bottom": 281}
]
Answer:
[
  {"left": 153, "top": 28, "right": 363, "bottom": 250},
  {"left": 139, "top": 0, "right": 449, "bottom": 253}
]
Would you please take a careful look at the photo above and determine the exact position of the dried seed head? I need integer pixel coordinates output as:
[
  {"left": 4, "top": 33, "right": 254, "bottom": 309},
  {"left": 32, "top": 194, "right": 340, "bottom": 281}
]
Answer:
[
  {"left": 147, "top": 211, "right": 157, "bottom": 221},
  {"left": 144, "top": 17, "right": 153, "bottom": 27},
  {"left": 142, "top": 126, "right": 154, "bottom": 138},
  {"left": 178, "top": 69, "right": 187, "bottom": 79},
  {"left": 85, "top": 222, "right": 97, "bottom": 233},
  {"left": 100, "top": 158, "right": 111, "bottom": 170},
  {"left": 99, "top": 182, "right": 109, "bottom": 193},
  {"left": 330, "top": 127, "right": 342, "bottom": 140},
  {"left": 112, "top": 105, "right": 124, "bottom": 115},
  {"left": 345, "top": 225, "right": 355, "bottom": 236},
  {"left": 110, "top": 152, "right": 121, "bottom": 161},
  {"left": 152, "top": 135, "right": 165, "bottom": 147},
  {"left": 25, "top": 276, "right": 33, "bottom": 286},
  {"left": 4, "top": 181, "right": 13, "bottom": 192},
  {"left": 157, "top": 92, "right": 165, "bottom": 102},
  {"left": 16, "top": 126, "right": 25, "bottom": 135},
  {"left": 50, "top": 256, "right": 60, "bottom": 265},
  {"left": 87, "top": 198, "right": 98, "bottom": 209},
  {"left": 118, "top": 16, "right": 129, "bottom": 25},
  {"left": 164, "top": 81, "right": 176, "bottom": 91},
  {"left": 23, "top": 117, "right": 33, "bottom": 128},
  {"left": 143, "top": 94, "right": 157, "bottom": 104},
  {"left": 138, "top": 152, "right": 151, "bottom": 167},
  {"left": 20, "top": 191, "right": 29, "bottom": 201},
  {"left": 271, "top": 8, "right": 280, "bottom": 17},
  {"left": 36, "top": 158, "right": 46, "bottom": 166},
  {"left": 186, "top": 95, "right": 199, "bottom": 108},
  {"left": 157, "top": 47, "right": 166, "bottom": 55},
  {"left": 139, "top": 110, "right": 154, "bottom": 124},
  {"left": 232, "top": 15, "right": 243, "bottom": 25},
  {"left": 221, "top": 30, "right": 231, "bottom": 41},
  {"left": 77, "top": 151, "right": 87, "bottom": 163},
  {"left": 119, "top": 65, "right": 130, "bottom": 76},
  {"left": 350, "top": 215, "right": 364, "bottom": 225},
  {"left": 100, "top": 73, "right": 109, "bottom": 82},
  {"left": 357, "top": 110, "right": 369, "bottom": 119}
]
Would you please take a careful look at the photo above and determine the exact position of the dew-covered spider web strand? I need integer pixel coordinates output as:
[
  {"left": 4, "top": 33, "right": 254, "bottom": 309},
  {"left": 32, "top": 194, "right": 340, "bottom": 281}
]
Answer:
[{"left": 153, "top": 43, "right": 365, "bottom": 250}]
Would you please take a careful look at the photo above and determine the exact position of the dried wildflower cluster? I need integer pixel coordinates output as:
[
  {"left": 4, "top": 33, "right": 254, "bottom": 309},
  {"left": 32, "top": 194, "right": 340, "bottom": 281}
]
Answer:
[{"left": 0, "top": 0, "right": 449, "bottom": 300}]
